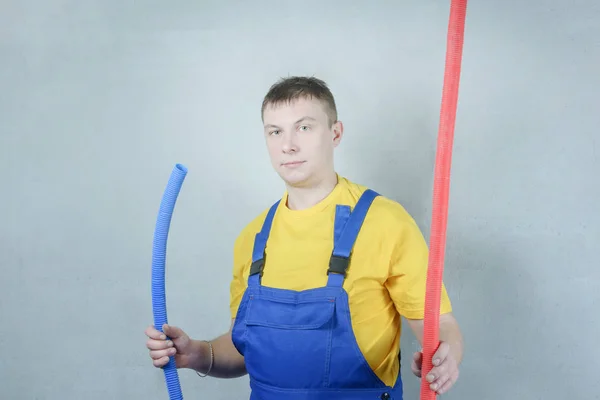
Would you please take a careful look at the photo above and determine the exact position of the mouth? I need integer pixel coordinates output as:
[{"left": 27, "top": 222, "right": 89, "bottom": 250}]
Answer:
[{"left": 281, "top": 161, "right": 305, "bottom": 167}]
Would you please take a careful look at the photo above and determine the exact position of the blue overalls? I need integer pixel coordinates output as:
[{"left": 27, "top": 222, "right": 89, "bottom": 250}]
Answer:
[{"left": 231, "top": 189, "right": 403, "bottom": 400}]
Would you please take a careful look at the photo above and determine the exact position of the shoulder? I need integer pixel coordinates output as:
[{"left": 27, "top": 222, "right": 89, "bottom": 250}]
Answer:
[
  {"left": 233, "top": 201, "right": 277, "bottom": 254},
  {"left": 371, "top": 196, "right": 422, "bottom": 238},
  {"left": 341, "top": 177, "right": 421, "bottom": 233}
]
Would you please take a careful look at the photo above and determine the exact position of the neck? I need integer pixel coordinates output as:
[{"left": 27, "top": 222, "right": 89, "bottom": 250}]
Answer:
[{"left": 285, "top": 171, "right": 338, "bottom": 210}]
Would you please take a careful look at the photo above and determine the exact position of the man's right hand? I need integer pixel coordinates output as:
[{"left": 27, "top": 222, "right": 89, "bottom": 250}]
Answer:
[
  {"left": 145, "top": 324, "right": 194, "bottom": 369},
  {"left": 145, "top": 319, "right": 247, "bottom": 379}
]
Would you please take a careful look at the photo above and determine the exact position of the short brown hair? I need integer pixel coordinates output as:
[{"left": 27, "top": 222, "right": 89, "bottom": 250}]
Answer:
[{"left": 261, "top": 76, "right": 338, "bottom": 126}]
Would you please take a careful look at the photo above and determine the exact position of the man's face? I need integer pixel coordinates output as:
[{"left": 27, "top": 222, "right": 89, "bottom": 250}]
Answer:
[{"left": 262, "top": 97, "right": 343, "bottom": 187}]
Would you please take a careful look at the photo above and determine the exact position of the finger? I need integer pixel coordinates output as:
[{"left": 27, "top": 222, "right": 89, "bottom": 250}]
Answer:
[
  {"left": 146, "top": 338, "right": 173, "bottom": 351},
  {"left": 413, "top": 350, "right": 422, "bottom": 361},
  {"left": 426, "top": 363, "right": 448, "bottom": 384},
  {"left": 437, "top": 371, "right": 459, "bottom": 394},
  {"left": 163, "top": 324, "right": 184, "bottom": 339},
  {"left": 432, "top": 342, "right": 450, "bottom": 366},
  {"left": 411, "top": 351, "right": 422, "bottom": 377},
  {"left": 430, "top": 371, "right": 450, "bottom": 392},
  {"left": 411, "top": 361, "right": 421, "bottom": 377},
  {"left": 152, "top": 355, "right": 171, "bottom": 368},
  {"left": 413, "top": 350, "right": 422, "bottom": 365},
  {"left": 412, "top": 351, "right": 422, "bottom": 367},
  {"left": 145, "top": 325, "right": 167, "bottom": 340},
  {"left": 149, "top": 347, "right": 176, "bottom": 360}
]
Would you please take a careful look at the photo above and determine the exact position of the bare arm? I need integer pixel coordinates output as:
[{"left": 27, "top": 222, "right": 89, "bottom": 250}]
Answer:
[
  {"left": 186, "top": 319, "right": 247, "bottom": 378},
  {"left": 405, "top": 312, "right": 464, "bottom": 364}
]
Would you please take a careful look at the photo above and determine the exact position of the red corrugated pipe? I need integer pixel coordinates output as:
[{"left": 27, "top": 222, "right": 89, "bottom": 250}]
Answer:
[{"left": 420, "top": 1, "right": 468, "bottom": 399}]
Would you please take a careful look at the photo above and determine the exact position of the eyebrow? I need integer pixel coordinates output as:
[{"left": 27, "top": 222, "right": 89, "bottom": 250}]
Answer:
[{"left": 264, "top": 116, "right": 317, "bottom": 129}]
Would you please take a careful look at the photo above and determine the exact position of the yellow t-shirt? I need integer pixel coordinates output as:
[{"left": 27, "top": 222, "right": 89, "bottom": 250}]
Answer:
[{"left": 229, "top": 176, "right": 453, "bottom": 387}]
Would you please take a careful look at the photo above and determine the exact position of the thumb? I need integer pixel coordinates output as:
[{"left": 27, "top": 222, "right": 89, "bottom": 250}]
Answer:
[
  {"left": 413, "top": 350, "right": 423, "bottom": 364},
  {"left": 162, "top": 324, "right": 185, "bottom": 339}
]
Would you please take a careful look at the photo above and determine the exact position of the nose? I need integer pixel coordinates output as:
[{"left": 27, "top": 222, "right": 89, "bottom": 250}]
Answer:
[{"left": 281, "top": 131, "right": 298, "bottom": 153}]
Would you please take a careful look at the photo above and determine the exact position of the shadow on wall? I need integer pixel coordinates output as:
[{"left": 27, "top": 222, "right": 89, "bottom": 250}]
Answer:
[
  {"left": 343, "top": 93, "right": 438, "bottom": 228},
  {"left": 348, "top": 109, "right": 557, "bottom": 398},
  {"left": 394, "top": 229, "right": 539, "bottom": 398},
  {"left": 348, "top": 104, "right": 434, "bottom": 395},
  {"left": 433, "top": 231, "right": 559, "bottom": 399}
]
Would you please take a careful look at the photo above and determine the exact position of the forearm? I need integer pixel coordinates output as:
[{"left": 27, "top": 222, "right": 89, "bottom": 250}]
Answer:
[
  {"left": 406, "top": 312, "right": 463, "bottom": 364},
  {"left": 187, "top": 333, "right": 247, "bottom": 378},
  {"left": 439, "top": 316, "right": 463, "bottom": 364}
]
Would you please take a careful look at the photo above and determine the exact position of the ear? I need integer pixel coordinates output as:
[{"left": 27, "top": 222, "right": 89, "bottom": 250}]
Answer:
[{"left": 331, "top": 120, "right": 344, "bottom": 147}]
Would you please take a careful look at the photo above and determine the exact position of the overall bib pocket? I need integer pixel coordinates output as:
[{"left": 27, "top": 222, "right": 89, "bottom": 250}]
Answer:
[{"left": 243, "top": 294, "right": 336, "bottom": 388}]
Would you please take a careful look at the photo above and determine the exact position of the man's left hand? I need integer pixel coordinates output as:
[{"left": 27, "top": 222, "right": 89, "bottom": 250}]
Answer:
[{"left": 411, "top": 341, "right": 460, "bottom": 395}]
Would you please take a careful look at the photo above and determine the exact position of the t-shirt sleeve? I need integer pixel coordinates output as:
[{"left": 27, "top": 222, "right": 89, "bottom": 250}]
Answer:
[
  {"left": 229, "top": 231, "right": 251, "bottom": 320},
  {"left": 229, "top": 209, "right": 270, "bottom": 320},
  {"left": 385, "top": 216, "right": 453, "bottom": 320}
]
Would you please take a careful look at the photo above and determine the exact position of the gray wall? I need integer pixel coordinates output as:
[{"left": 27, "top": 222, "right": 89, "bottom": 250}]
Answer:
[{"left": 1, "top": 1, "right": 598, "bottom": 399}]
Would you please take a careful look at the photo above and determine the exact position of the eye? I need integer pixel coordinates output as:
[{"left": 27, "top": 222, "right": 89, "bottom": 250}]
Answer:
[
  {"left": 299, "top": 125, "right": 310, "bottom": 132},
  {"left": 269, "top": 130, "right": 280, "bottom": 136}
]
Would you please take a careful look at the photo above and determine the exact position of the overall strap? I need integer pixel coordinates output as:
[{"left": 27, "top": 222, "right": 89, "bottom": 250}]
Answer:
[
  {"left": 327, "top": 189, "right": 380, "bottom": 287},
  {"left": 248, "top": 200, "right": 280, "bottom": 287}
]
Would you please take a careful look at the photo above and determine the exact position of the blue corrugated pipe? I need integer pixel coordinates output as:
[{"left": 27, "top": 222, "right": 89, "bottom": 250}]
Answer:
[{"left": 151, "top": 163, "right": 188, "bottom": 400}]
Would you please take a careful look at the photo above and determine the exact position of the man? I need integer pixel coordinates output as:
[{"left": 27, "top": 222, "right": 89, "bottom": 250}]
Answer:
[{"left": 145, "top": 76, "right": 463, "bottom": 399}]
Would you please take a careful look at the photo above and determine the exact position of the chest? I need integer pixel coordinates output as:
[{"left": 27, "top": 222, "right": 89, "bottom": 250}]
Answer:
[{"left": 257, "top": 218, "right": 389, "bottom": 292}]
